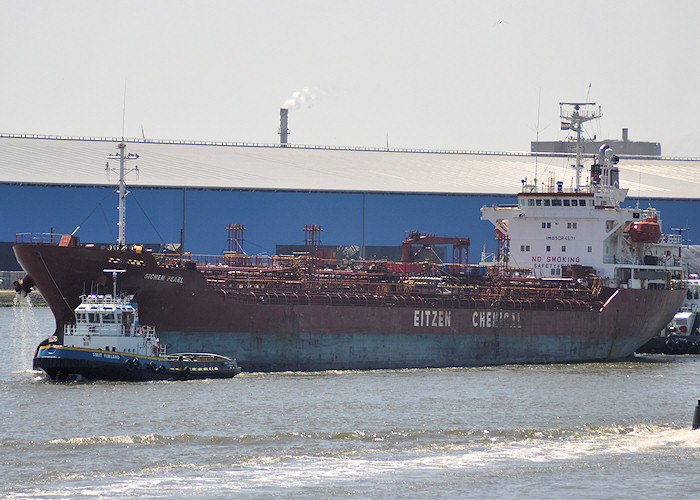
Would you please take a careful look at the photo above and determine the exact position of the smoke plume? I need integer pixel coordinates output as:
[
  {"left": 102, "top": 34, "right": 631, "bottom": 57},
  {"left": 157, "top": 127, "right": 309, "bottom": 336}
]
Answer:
[{"left": 282, "top": 87, "right": 315, "bottom": 110}]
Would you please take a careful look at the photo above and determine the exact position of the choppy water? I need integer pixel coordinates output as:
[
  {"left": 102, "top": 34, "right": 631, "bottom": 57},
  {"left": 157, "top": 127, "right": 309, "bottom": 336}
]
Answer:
[{"left": 3, "top": 302, "right": 700, "bottom": 499}]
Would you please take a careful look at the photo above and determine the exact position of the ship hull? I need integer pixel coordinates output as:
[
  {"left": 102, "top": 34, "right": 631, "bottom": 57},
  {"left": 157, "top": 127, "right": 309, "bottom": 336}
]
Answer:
[{"left": 15, "top": 243, "right": 686, "bottom": 372}]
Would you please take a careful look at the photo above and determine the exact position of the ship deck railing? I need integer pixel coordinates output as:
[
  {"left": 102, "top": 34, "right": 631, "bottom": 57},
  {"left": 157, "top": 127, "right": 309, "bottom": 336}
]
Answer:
[
  {"left": 15, "top": 232, "right": 63, "bottom": 245},
  {"left": 207, "top": 269, "right": 602, "bottom": 296},
  {"left": 157, "top": 251, "right": 479, "bottom": 275},
  {"left": 215, "top": 283, "right": 603, "bottom": 312}
]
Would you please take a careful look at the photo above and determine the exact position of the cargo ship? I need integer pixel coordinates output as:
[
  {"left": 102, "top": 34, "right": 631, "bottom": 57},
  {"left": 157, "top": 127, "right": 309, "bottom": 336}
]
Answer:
[{"left": 13, "top": 104, "right": 686, "bottom": 371}]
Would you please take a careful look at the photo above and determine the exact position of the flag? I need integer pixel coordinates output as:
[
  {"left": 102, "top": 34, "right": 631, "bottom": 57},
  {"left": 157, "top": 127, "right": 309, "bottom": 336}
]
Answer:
[{"left": 561, "top": 121, "right": 570, "bottom": 130}]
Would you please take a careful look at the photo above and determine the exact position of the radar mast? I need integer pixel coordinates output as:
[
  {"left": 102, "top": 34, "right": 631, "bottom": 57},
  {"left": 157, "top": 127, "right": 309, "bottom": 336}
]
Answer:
[
  {"left": 559, "top": 102, "right": 601, "bottom": 191},
  {"left": 106, "top": 142, "right": 139, "bottom": 246}
]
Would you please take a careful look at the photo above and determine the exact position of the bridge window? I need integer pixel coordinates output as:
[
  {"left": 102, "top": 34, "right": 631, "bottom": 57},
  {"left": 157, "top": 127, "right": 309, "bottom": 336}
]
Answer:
[
  {"left": 543, "top": 199, "right": 551, "bottom": 206},
  {"left": 102, "top": 313, "right": 115, "bottom": 324},
  {"left": 579, "top": 200, "right": 587, "bottom": 207},
  {"left": 536, "top": 199, "right": 542, "bottom": 206},
  {"left": 528, "top": 199, "right": 535, "bottom": 206},
  {"left": 552, "top": 199, "right": 562, "bottom": 206},
  {"left": 563, "top": 200, "right": 571, "bottom": 207}
]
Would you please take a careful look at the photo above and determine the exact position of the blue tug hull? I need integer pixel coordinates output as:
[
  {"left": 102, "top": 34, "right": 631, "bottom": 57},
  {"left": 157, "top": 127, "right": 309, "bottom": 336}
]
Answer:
[{"left": 33, "top": 345, "right": 241, "bottom": 382}]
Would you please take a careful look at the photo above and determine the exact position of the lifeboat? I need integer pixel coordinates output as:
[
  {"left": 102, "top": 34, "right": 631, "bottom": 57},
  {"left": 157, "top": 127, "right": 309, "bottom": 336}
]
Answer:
[
  {"left": 624, "top": 216, "right": 662, "bottom": 243},
  {"left": 494, "top": 220, "right": 508, "bottom": 240}
]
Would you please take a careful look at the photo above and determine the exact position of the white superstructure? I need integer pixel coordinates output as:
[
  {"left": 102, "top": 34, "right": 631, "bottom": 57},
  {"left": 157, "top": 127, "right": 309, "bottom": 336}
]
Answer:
[
  {"left": 481, "top": 104, "right": 683, "bottom": 289},
  {"left": 60, "top": 293, "right": 165, "bottom": 357},
  {"left": 57, "top": 270, "right": 164, "bottom": 357}
]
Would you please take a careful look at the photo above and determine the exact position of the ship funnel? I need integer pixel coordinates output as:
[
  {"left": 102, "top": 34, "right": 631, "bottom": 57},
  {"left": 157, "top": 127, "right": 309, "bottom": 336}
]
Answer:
[{"left": 279, "top": 108, "right": 289, "bottom": 146}]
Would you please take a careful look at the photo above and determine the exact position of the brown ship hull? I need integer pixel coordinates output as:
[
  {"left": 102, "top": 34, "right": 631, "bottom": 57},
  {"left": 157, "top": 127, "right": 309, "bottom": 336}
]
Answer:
[{"left": 14, "top": 243, "right": 686, "bottom": 372}]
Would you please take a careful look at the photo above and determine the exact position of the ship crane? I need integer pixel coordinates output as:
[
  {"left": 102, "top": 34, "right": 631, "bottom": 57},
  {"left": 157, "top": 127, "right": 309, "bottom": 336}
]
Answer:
[{"left": 401, "top": 231, "right": 470, "bottom": 264}]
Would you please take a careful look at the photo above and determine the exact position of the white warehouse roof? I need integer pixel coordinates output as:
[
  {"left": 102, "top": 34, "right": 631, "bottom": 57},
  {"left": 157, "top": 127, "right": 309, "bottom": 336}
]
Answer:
[{"left": 1, "top": 134, "right": 700, "bottom": 198}]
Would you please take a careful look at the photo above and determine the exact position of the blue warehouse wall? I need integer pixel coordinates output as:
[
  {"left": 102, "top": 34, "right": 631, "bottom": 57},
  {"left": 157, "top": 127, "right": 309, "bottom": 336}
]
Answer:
[
  {"left": 2, "top": 184, "right": 698, "bottom": 263},
  {"left": 184, "top": 190, "right": 506, "bottom": 258}
]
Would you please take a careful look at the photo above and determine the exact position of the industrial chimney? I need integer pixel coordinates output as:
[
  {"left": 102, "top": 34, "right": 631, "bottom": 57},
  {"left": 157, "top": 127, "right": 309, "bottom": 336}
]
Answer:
[{"left": 279, "top": 108, "right": 289, "bottom": 146}]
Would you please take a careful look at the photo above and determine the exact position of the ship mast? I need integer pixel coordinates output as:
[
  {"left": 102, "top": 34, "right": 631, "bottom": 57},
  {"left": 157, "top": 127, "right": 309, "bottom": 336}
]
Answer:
[
  {"left": 559, "top": 102, "right": 601, "bottom": 191},
  {"left": 106, "top": 142, "right": 139, "bottom": 246}
]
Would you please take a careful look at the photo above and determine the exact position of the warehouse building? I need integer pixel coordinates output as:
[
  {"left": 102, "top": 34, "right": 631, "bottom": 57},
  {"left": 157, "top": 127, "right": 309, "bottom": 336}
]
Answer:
[{"left": 2, "top": 134, "right": 700, "bottom": 279}]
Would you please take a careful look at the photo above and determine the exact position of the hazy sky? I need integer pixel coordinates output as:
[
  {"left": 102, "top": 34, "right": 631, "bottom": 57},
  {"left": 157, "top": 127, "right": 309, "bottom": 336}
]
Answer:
[{"left": 2, "top": 1, "right": 698, "bottom": 156}]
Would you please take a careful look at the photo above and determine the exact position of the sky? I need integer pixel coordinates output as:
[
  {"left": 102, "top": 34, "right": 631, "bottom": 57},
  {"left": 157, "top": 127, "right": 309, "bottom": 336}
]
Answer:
[{"left": 1, "top": 0, "right": 699, "bottom": 157}]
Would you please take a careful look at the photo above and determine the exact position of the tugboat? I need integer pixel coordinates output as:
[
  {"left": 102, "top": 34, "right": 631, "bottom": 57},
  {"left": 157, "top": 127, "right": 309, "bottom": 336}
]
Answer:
[
  {"left": 33, "top": 270, "right": 242, "bottom": 381},
  {"left": 637, "top": 275, "right": 700, "bottom": 354}
]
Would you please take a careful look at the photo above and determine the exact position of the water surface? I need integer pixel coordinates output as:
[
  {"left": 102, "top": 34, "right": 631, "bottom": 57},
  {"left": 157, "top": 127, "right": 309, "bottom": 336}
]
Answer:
[{"left": 2, "top": 303, "right": 700, "bottom": 498}]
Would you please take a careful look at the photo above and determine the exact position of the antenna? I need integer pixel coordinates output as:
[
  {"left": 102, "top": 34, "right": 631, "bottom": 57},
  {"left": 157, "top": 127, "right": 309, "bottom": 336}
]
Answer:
[
  {"left": 122, "top": 83, "right": 127, "bottom": 140},
  {"left": 103, "top": 269, "right": 126, "bottom": 297},
  {"left": 534, "top": 88, "right": 541, "bottom": 191}
]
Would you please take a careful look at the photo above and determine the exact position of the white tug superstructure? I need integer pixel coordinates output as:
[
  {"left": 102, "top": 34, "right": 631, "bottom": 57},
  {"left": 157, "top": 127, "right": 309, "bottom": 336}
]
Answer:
[
  {"left": 59, "top": 269, "right": 165, "bottom": 357},
  {"left": 62, "top": 294, "right": 164, "bottom": 357},
  {"left": 481, "top": 102, "right": 682, "bottom": 289}
]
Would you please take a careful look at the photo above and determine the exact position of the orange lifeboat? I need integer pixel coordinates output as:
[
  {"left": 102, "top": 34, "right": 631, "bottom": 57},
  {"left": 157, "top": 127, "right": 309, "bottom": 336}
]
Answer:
[
  {"left": 494, "top": 220, "right": 508, "bottom": 240},
  {"left": 624, "top": 216, "right": 662, "bottom": 243}
]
